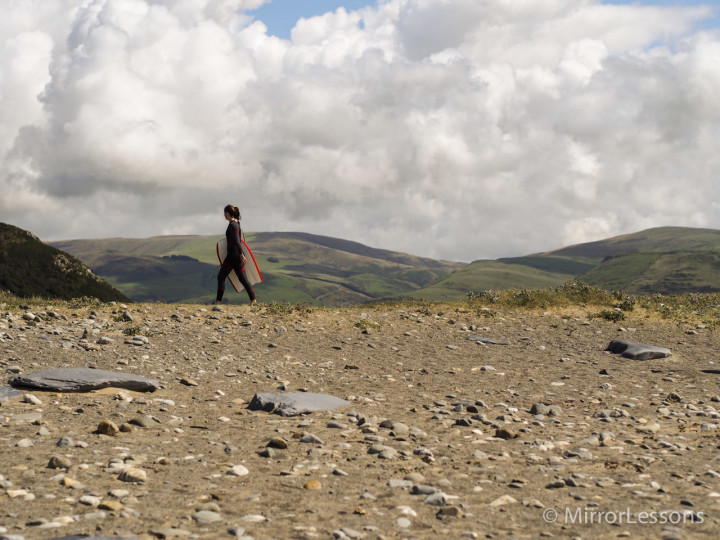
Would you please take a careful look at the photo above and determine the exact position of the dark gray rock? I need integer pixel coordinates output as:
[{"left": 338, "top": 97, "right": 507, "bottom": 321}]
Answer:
[
  {"left": 248, "top": 392, "right": 350, "bottom": 417},
  {"left": 51, "top": 534, "right": 140, "bottom": 540},
  {"left": 10, "top": 368, "right": 160, "bottom": 393},
  {"left": 467, "top": 336, "right": 508, "bottom": 345},
  {"left": 0, "top": 386, "right": 20, "bottom": 402},
  {"left": 606, "top": 340, "right": 672, "bottom": 360},
  {"left": 530, "top": 403, "right": 562, "bottom": 416}
]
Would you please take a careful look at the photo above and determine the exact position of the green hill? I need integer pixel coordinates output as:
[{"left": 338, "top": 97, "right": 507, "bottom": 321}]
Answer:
[
  {"left": 543, "top": 226, "right": 720, "bottom": 258},
  {"left": 581, "top": 251, "right": 720, "bottom": 294},
  {"left": 0, "top": 223, "right": 130, "bottom": 302},
  {"left": 51, "top": 232, "right": 465, "bottom": 305},
  {"left": 46, "top": 225, "right": 720, "bottom": 304},
  {"left": 410, "top": 260, "right": 578, "bottom": 301},
  {"left": 548, "top": 227, "right": 720, "bottom": 294},
  {"left": 412, "top": 226, "right": 720, "bottom": 300}
]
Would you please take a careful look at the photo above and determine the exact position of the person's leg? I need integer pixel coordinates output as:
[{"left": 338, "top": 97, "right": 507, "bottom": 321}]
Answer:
[
  {"left": 216, "top": 264, "right": 232, "bottom": 303},
  {"left": 234, "top": 263, "right": 256, "bottom": 303}
]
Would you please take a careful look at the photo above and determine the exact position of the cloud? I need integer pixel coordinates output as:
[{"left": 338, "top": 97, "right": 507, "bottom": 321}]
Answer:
[{"left": 1, "top": 0, "right": 719, "bottom": 261}]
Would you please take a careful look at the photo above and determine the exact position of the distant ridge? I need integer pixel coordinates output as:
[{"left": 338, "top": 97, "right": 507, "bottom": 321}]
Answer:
[
  {"left": 413, "top": 226, "right": 720, "bottom": 299},
  {"left": 45, "top": 225, "right": 720, "bottom": 305},
  {"left": 0, "top": 223, "right": 130, "bottom": 302},
  {"left": 542, "top": 226, "right": 720, "bottom": 258},
  {"left": 51, "top": 232, "right": 465, "bottom": 305},
  {"left": 253, "top": 232, "right": 455, "bottom": 267}
]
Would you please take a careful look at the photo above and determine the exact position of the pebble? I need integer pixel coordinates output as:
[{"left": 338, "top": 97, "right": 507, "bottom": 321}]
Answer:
[
  {"left": 490, "top": 495, "right": 518, "bottom": 507},
  {"left": 118, "top": 468, "right": 147, "bottom": 483},
  {"left": 227, "top": 465, "right": 250, "bottom": 477},
  {"left": 193, "top": 510, "right": 222, "bottom": 523},
  {"left": 22, "top": 393, "right": 42, "bottom": 405},
  {"left": 97, "top": 419, "right": 120, "bottom": 436},
  {"left": 300, "top": 433, "right": 324, "bottom": 444},
  {"left": 47, "top": 456, "right": 72, "bottom": 470}
]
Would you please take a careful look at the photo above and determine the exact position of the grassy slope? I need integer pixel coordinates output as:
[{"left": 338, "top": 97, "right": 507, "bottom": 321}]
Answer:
[
  {"left": 582, "top": 251, "right": 720, "bottom": 294},
  {"left": 52, "top": 232, "right": 465, "bottom": 305},
  {"left": 48, "top": 226, "right": 720, "bottom": 304},
  {"left": 0, "top": 223, "right": 129, "bottom": 302},
  {"left": 414, "top": 227, "right": 720, "bottom": 300},
  {"left": 411, "top": 260, "right": 574, "bottom": 301},
  {"left": 544, "top": 226, "right": 720, "bottom": 258},
  {"left": 561, "top": 227, "right": 720, "bottom": 294}
]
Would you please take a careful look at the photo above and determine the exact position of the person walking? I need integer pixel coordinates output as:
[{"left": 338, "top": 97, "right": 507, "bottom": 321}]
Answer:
[{"left": 216, "top": 204, "right": 257, "bottom": 305}]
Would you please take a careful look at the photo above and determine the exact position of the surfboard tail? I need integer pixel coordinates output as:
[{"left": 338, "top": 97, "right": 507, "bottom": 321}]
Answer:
[{"left": 241, "top": 239, "right": 263, "bottom": 283}]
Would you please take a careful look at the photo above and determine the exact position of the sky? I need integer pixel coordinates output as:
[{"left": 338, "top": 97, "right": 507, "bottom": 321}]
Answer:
[{"left": 1, "top": 1, "right": 719, "bottom": 262}]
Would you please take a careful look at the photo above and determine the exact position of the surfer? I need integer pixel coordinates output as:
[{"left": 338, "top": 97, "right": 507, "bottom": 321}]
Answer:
[{"left": 216, "top": 204, "right": 257, "bottom": 305}]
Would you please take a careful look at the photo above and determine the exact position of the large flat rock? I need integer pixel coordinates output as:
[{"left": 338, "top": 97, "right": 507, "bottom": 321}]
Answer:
[
  {"left": 0, "top": 386, "right": 20, "bottom": 402},
  {"left": 10, "top": 368, "right": 160, "bottom": 393},
  {"left": 50, "top": 536, "right": 141, "bottom": 540},
  {"left": 606, "top": 340, "right": 672, "bottom": 360},
  {"left": 248, "top": 392, "right": 350, "bottom": 417}
]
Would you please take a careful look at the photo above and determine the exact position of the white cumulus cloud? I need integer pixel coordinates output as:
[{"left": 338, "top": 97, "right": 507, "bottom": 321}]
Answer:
[{"left": 0, "top": 0, "right": 718, "bottom": 261}]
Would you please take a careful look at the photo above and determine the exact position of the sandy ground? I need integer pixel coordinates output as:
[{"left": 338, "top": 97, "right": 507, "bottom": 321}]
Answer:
[{"left": 1, "top": 301, "right": 719, "bottom": 540}]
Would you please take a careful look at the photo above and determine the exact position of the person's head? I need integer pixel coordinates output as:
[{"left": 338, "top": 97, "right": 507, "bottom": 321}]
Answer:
[{"left": 223, "top": 204, "right": 240, "bottom": 220}]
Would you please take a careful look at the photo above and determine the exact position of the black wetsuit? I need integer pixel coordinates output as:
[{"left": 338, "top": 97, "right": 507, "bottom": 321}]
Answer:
[{"left": 216, "top": 220, "right": 256, "bottom": 303}]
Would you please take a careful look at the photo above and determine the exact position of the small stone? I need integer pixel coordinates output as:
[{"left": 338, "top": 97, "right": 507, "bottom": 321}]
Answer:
[
  {"left": 412, "top": 485, "right": 437, "bottom": 495},
  {"left": 423, "top": 492, "right": 448, "bottom": 506},
  {"left": 118, "top": 468, "right": 147, "bottom": 483},
  {"left": 258, "top": 448, "right": 275, "bottom": 458},
  {"left": 79, "top": 494, "right": 102, "bottom": 507},
  {"left": 22, "top": 393, "right": 42, "bottom": 405},
  {"left": 129, "top": 416, "right": 158, "bottom": 428},
  {"left": 97, "top": 420, "right": 120, "bottom": 436},
  {"left": 227, "top": 465, "right": 249, "bottom": 477},
  {"left": 304, "top": 480, "right": 322, "bottom": 490},
  {"left": 300, "top": 433, "right": 324, "bottom": 444},
  {"left": 193, "top": 510, "right": 222, "bottom": 523},
  {"left": 637, "top": 423, "right": 661, "bottom": 434},
  {"left": 437, "top": 506, "right": 464, "bottom": 519},
  {"left": 490, "top": 495, "right": 518, "bottom": 507},
  {"left": 267, "top": 437, "right": 288, "bottom": 449},
  {"left": 495, "top": 427, "right": 517, "bottom": 440},
  {"left": 47, "top": 456, "right": 72, "bottom": 469},
  {"left": 99, "top": 500, "right": 124, "bottom": 512},
  {"left": 546, "top": 480, "right": 566, "bottom": 489},
  {"left": 56, "top": 436, "right": 74, "bottom": 447}
]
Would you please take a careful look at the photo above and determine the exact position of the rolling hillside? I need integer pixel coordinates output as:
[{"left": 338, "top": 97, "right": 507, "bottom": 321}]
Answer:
[
  {"left": 51, "top": 232, "right": 465, "bottom": 305},
  {"left": 413, "top": 227, "right": 720, "bottom": 300},
  {"left": 45, "top": 225, "right": 720, "bottom": 304},
  {"left": 581, "top": 251, "right": 720, "bottom": 294},
  {"left": 542, "top": 226, "right": 720, "bottom": 259},
  {"left": 0, "top": 223, "right": 129, "bottom": 302},
  {"left": 409, "top": 260, "right": 579, "bottom": 301}
]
